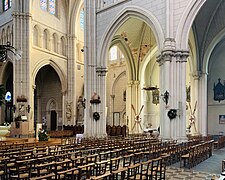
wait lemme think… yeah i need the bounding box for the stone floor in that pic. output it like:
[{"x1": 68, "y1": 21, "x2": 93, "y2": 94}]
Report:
[
  {"x1": 166, "y1": 147, "x2": 225, "y2": 179},
  {"x1": 166, "y1": 166, "x2": 220, "y2": 180}
]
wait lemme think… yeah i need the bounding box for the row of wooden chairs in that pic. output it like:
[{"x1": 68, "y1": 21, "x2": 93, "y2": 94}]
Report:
[
  {"x1": 213, "y1": 135, "x2": 225, "y2": 149},
  {"x1": 0, "y1": 146, "x2": 168, "y2": 179},
  {"x1": 180, "y1": 140, "x2": 214, "y2": 168}
]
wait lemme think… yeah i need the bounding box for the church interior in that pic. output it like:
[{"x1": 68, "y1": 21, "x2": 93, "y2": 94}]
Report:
[{"x1": 0, "y1": 0, "x2": 225, "y2": 179}]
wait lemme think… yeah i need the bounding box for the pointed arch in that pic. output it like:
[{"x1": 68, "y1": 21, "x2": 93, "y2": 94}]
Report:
[
  {"x1": 110, "y1": 35, "x2": 135, "y2": 81},
  {"x1": 32, "y1": 59, "x2": 67, "y2": 93},
  {"x1": 176, "y1": 0, "x2": 206, "y2": 50},
  {"x1": 98, "y1": 5, "x2": 164, "y2": 68}
]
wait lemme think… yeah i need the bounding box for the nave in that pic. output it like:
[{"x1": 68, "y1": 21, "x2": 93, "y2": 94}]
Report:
[{"x1": 0, "y1": 134, "x2": 220, "y2": 179}]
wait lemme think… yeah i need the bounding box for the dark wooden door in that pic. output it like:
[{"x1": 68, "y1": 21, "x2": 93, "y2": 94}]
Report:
[{"x1": 51, "y1": 110, "x2": 57, "y2": 131}]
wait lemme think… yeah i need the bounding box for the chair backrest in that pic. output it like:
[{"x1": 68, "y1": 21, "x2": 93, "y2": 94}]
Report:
[
  {"x1": 127, "y1": 163, "x2": 140, "y2": 179},
  {"x1": 110, "y1": 157, "x2": 122, "y2": 172}
]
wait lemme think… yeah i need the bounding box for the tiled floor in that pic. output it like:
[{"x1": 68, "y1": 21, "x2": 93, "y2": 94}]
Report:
[{"x1": 167, "y1": 148, "x2": 225, "y2": 179}]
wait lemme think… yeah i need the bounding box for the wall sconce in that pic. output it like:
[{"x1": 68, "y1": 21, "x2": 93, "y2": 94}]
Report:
[
  {"x1": 162, "y1": 91, "x2": 169, "y2": 105},
  {"x1": 0, "y1": 42, "x2": 22, "y2": 62},
  {"x1": 27, "y1": 105, "x2": 30, "y2": 113}
]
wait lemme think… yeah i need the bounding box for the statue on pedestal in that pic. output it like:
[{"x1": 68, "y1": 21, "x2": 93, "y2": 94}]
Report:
[{"x1": 76, "y1": 96, "x2": 85, "y2": 125}]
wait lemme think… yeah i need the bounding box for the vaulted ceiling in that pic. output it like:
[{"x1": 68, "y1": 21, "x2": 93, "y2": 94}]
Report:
[
  {"x1": 193, "y1": 0, "x2": 225, "y2": 66},
  {"x1": 114, "y1": 17, "x2": 156, "y2": 62}
]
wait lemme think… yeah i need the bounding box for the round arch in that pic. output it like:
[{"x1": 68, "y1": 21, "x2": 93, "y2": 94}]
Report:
[
  {"x1": 97, "y1": 5, "x2": 164, "y2": 67},
  {"x1": 32, "y1": 59, "x2": 67, "y2": 93},
  {"x1": 176, "y1": 0, "x2": 206, "y2": 50}
]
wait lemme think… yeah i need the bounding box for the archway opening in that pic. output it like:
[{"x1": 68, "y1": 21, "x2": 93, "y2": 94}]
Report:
[
  {"x1": 106, "y1": 17, "x2": 159, "y2": 134},
  {"x1": 34, "y1": 65, "x2": 62, "y2": 132}
]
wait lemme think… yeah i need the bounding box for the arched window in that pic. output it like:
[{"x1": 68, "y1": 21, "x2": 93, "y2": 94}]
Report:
[
  {"x1": 43, "y1": 30, "x2": 48, "y2": 49},
  {"x1": 3, "y1": 0, "x2": 12, "y2": 11},
  {"x1": 33, "y1": 26, "x2": 39, "y2": 46},
  {"x1": 49, "y1": 0, "x2": 56, "y2": 14},
  {"x1": 109, "y1": 46, "x2": 118, "y2": 61},
  {"x1": 80, "y1": 9, "x2": 84, "y2": 30},
  {"x1": 40, "y1": 0, "x2": 47, "y2": 11},
  {"x1": 40, "y1": 0, "x2": 57, "y2": 15}
]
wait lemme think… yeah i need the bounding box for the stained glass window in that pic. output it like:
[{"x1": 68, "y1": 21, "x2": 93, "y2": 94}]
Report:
[
  {"x1": 49, "y1": 0, "x2": 55, "y2": 14},
  {"x1": 40, "y1": 0, "x2": 47, "y2": 11},
  {"x1": 80, "y1": 10, "x2": 84, "y2": 30},
  {"x1": 3, "y1": 0, "x2": 9, "y2": 11}
]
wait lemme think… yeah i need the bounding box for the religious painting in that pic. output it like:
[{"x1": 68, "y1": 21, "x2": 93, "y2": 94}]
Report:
[
  {"x1": 213, "y1": 78, "x2": 225, "y2": 102},
  {"x1": 219, "y1": 115, "x2": 225, "y2": 124}
]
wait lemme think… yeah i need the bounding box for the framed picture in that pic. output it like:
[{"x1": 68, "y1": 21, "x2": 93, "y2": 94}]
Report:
[
  {"x1": 113, "y1": 112, "x2": 120, "y2": 126},
  {"x1": 219, "y1": 115, "x2": 225, "y2": 124}
]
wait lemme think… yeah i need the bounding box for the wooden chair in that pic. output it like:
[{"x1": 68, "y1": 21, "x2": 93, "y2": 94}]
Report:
[
  {"x1": 78, "y1": 163, "x2": 95, "y2": 179},
  {"x1": 10, "y1": 160, "x2": 31, "y2": 180},
  {"x1": 30, "y1": 173, "x2": 55, "y2": 180},
  {"x1": 90, "y1": 160, "x2": 111, "y2": 180},
  {"x1": 111, "y1": 155, "x2": 133, "y2": 179},
  {"x1": 110, "y1": 157, "x2": 122, "y2": 173},
  {"x1": 31, "y1": 162, "x2": 55, "y2": 178},
  {"x1": 180, "y1": 148, "x2": 194, "y2": 168},
  {"x1": 55, "y1": 167, "x2": 79, "y2": 180},
  {"x1": 147, "y1": 157, "x2": 161, "y2": 180},
  {"x1": 127, "y1": 163, "x2": 140, "y2": 179},
  {"x1": 157, "y1": 156, "x2": 167, "y2": 180}
]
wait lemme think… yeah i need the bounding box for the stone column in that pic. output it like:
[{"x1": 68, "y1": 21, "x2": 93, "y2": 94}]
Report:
[
  {"x1": 96, "y1": 66, "x2": 107, "y2": 136},
  {"x1": 126, "y1": 81, "x2": 133, "y2": 134},
  {"x1": 157, "y1": 50, "x2": 173, "y2": 140},
  {"x1": 177, "y1": 51, "x2": 189, "y2": 141},
  {"x1": 66, "y1": 35, "x2": 75, "y2": 125},
  {"x1": 190, "y1": 71, "x2": 201, "y2": 135},
  {"x1": 157, "y1": 46, "x2": 189, "y2": 141},
  {"x1": 12, "y1": 0, "x2": 32, "y2": 134},
  {"x1": 199, "y1": 72, "x2": 208, "y2": 136},
  {"x1": 84, "y1": 0, "x2": 97, "y2": 137}
]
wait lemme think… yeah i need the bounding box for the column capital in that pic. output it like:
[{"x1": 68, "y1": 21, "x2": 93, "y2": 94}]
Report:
[
  {"x1": 175, "y1": 50, "x2": 189, "y2": 62},
  {"x1": 157, "y1": 49, "x2": 175, "y2": 65},
  {"x1": 133, "y1": 80, "x2": 140, "y2": 86},
  {"x1": 192, "y1": 71, "x2": 202, "y2": 80},
  {"x1": 96, "y1": 66, "x2": 108, "y2": 76}
]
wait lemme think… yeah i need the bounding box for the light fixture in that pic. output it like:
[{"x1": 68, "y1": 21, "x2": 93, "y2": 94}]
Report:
[{"x1": 0, "y1": 42, "x2": 22, "y2": 62}]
